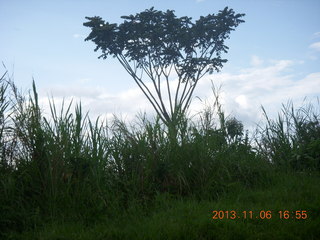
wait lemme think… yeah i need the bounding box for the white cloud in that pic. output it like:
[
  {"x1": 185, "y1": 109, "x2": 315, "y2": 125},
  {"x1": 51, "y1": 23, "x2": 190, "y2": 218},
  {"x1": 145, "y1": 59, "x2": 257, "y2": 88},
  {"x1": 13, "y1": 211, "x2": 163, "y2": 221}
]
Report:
[
  {"x1": 73, "y1": 33, "x2": 84, "y2": 39},
  {"x1": 309, "y1": 42, "x2": 320, "y2": 51},
  {"x1": 235, "y1": 95, "x2": 249, "y2": 109},
  {"x1": 190, "y1": 59, "x2": 319, "y2": 128},
  {"x1": 37, "y1": 58, "x2": 320, "y2": 132},
  {"x1": 250, "y1": 55, "x2": 264, "y2": 66},
  {"x1": 312, "y1": 32, "x2": 320, "y2": 39}
]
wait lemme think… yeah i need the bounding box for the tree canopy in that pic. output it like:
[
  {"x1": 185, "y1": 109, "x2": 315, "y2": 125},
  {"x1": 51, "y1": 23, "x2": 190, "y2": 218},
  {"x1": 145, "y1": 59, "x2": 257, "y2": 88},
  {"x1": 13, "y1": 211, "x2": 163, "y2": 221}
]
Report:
[{"x1": 84, "y1": 7, "x2": 245, "y2": 130}]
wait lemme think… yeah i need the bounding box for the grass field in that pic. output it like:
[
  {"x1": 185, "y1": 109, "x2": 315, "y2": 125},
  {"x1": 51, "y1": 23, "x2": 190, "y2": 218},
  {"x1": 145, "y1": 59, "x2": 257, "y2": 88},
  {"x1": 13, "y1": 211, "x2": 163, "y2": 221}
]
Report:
[{"x1": 1, "y1": 70, "x2": 319, "y2": 239}]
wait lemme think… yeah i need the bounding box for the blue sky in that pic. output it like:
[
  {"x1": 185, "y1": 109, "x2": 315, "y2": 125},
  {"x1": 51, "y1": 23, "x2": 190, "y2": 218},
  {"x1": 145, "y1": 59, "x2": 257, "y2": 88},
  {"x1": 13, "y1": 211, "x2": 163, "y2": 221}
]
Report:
[{"x1": 1, "y1": 0, "x2": 320, "y2": 128}]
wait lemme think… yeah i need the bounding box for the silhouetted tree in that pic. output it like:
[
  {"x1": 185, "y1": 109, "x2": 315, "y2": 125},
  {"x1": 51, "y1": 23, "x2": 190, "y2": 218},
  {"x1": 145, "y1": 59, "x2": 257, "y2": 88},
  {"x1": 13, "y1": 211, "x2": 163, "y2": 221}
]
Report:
[{"x1": 84, "y1": 7, "x2": 245, "y2": 138}]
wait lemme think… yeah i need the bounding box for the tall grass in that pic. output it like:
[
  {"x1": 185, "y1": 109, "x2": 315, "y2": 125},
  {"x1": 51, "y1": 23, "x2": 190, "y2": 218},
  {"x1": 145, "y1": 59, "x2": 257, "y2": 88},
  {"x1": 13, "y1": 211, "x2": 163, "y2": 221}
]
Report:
[
  {"x1": 0, "y1": 70, "x2": 319, "y2": 238},
  {"x1": 255, "y1": 100, "x2": 320, "y2": 171}
]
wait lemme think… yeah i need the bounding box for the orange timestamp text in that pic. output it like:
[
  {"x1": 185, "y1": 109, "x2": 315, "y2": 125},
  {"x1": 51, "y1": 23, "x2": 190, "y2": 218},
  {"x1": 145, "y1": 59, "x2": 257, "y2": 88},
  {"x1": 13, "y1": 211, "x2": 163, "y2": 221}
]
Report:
[{"x1": 212, "y1": 210, "x2": 308, "y2": 220}]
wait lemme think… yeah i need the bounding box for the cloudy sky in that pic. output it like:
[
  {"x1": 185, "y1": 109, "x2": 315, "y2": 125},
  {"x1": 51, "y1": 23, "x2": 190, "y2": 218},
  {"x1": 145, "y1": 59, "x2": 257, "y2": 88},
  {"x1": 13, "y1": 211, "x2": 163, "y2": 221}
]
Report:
[{"x1": 1, "y1": 0, "x2": 319, "y2": 129}]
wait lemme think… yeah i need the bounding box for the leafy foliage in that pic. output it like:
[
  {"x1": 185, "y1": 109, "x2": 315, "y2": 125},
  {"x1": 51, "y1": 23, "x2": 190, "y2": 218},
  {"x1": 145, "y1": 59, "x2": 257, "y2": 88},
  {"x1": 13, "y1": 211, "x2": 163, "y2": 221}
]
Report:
[{"x1": 84, "y1": 7, "x2": 245, "y2": 130}]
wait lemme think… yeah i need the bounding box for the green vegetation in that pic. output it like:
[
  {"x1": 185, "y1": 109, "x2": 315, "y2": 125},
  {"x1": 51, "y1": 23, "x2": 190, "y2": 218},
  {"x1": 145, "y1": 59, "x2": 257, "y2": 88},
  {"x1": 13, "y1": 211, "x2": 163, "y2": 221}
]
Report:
[
  {"x1": 84, "y1": 7, "x2": 245, "y2": 137},
  {"x1": 0, "y1": 70, "x2": 319, "y2": 239}
]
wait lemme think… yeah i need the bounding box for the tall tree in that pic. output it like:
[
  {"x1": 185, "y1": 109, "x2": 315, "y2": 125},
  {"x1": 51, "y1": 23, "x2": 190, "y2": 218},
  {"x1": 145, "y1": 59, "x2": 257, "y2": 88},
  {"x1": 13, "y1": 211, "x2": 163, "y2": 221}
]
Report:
[{"x1": 84, "y1": 7, "x2": 245, "y2": 134}]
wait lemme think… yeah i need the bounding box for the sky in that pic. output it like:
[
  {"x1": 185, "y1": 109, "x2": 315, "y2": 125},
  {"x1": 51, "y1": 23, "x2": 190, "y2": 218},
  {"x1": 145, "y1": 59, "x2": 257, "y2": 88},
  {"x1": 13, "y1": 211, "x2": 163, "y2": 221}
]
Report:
[{"x1": 1, "y1": 0, "x2": 320, "y2": 130}]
